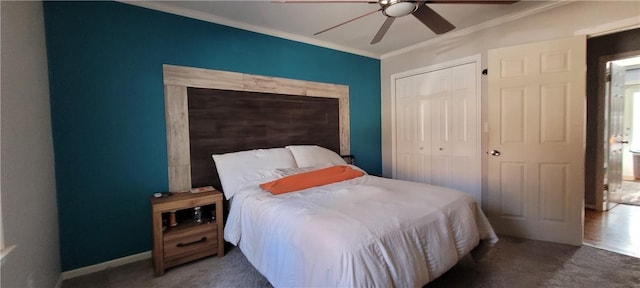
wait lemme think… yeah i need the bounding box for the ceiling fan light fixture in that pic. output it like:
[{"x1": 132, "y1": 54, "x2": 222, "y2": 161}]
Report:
[
  {"x1": 295, "y1": 0, "x2": 516, "y2": 45},
  {"x1": 382, "y1": 1, "x2": 418, "y2": 17}
]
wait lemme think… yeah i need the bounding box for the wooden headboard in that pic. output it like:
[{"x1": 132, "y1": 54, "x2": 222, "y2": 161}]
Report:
[
  {"x1": 188, "y1": 87, "x2": 340, "y2": 190},
  {"x1": 163, "y1": 65, "x2": 350, "y2": 192}
]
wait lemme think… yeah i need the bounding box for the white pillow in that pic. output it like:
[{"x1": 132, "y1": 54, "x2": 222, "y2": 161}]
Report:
[
  {"x1": 285, "y1": 145, "x2": 347, "y2": 168},
  {"x1": 212, "y1": 148, "x2": 297, "y2": 199},
  {"x1": 275, "y1": 163, "x2": 333, "y2": 177}
]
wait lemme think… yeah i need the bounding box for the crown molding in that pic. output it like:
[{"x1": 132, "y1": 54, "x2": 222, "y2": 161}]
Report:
[
  {"x1": 380, "y1": 0, "x2": 572, "y2": 59},
  {"x1": 574, "y1": 16, "x2": 640, "y2": 37},
  {"x1": 120, "y1": 1, "x2": 575, "y2": 61},
  {"x1": 119, "y1": 1, "x2": 380, "y2": 59}
]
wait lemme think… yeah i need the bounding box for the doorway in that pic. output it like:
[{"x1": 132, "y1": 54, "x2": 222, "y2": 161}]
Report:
[
  {"x1": 584, "y1": 27, "x2": 640, "y2": 257},
  {"x1": 620, "y1": 62, "x2": 640, "y2": 207},
  {"x1": 614, "y1": 59, "x2": 640, "y2": 207},
  {"x1": 603, "y1": 57, "x2": 640, "y2": 209},
  {"x1": 585, "y1": 56, "x2": 640, "y2": 258}
]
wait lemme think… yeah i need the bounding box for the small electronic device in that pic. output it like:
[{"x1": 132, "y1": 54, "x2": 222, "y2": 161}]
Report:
[{"x1": 153, "y1": 192, "x2": 173, "y2": 198}]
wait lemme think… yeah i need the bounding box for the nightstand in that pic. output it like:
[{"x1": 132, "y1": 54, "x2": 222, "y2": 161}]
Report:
[{"x1": 150, "y1": 190, "x2": 224, "y2": 275}]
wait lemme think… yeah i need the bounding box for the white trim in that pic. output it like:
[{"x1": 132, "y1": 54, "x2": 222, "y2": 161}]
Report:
[
  {"x1": 119, "y1": 1, "x2": 379, "y2": 59},
  {"x1": 54, "y1": 275, "x2": 63, "y2": 288},
  {"x1": 390, "y1": 54, "x2": 481, "y2": 80},
  {"x1": 390, "y1": 54, "x2": 482, "y2": 202},
  {"x1": 61, "y1": 251, "x2": 151, "y2": 280},
  {"x1": 582, "y1": 242, "x2": 640, "y2": 258},
  {"x1": 575, "y1": 16, "x2": 640, "y2": 38},
  {"x1": 585, "y1": 203, "x2": 596, "y2": 210},
  {"x1": 381, "y1": 1, "x2": 571, "y2": 59},
  {"x1": 119, "y1": 0, "x2": 572, "y2": 60},
  {"x1": 0, "y1": 244, "x2": 15, "y2": 265}
]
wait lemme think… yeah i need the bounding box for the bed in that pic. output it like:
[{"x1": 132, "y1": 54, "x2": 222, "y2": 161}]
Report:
[
  {"x1": 163, "y1": 67, "x2": 496, "y2": 287},
  {"x1": 213, "y1": 145, "x2": 498, "y2": 287}
]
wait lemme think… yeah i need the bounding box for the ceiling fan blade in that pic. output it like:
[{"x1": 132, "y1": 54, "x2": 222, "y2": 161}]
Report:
[
  {"x1": 273, "y1": 1, "x2": 377, "y2": 3},
  {"x1": 412, "y1": 4, "x2": 455, "y2": 34},
  {"x1": 371, "y1": 17, "x2": 395, "y2": 44},
  {"x1": 314, "y1": 8, "x2": 381, "y2": 36},
  {"x1": 425, "y1": 0, "x2": 518, "y2": 4}
]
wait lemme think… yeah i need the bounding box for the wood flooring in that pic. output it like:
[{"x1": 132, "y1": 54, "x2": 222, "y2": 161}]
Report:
[{"x1": 584, "y1": 204, "x2": 640, "y2": 258}]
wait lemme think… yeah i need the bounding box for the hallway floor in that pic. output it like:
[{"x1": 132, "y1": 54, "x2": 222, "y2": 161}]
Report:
[
  {"x1": 584, "y1": 204, "x2": 640, "y2": 258},
  {"x1": 620, "y1": 180, "x2": 640, "y2": 205}
]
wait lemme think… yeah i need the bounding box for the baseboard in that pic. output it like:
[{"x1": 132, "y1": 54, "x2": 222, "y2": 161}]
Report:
[
  {"x1": 61, "y1": 251, "x2": 151, "y2": 280},
  {"x1": 55, "y1": 274, "x2": 63, "y2": 288},
  {"x1": 585, "y1": 204, "x2": 596, "y2": 210}
]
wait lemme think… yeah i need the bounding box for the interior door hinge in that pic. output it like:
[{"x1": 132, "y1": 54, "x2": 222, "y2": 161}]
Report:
[{"x1": 606, "y1": 73, "x2": 611, "y2": 82}]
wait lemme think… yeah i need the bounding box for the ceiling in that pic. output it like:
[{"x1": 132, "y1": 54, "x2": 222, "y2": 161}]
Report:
[{"x1": 127, "y1": 0, "x2": 556, "y2": 58}]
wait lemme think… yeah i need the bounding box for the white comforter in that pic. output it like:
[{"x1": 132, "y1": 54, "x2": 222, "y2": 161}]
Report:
[{"x1": 225, "y1": 174, "x2": 497, "y2": 287}]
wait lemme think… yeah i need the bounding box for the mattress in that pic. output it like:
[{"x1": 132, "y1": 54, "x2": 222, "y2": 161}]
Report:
[{"x1": 225, "y1": 174, "x2": 497, "y2": 287}]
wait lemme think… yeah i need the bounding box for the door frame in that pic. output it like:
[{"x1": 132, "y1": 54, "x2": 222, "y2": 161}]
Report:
[
  {"x1": 595, "y1": 50, "x2": 640, "y2": 211},
  {"x1": 390, "y1": 54, "x2": 482, "y2": 201}
]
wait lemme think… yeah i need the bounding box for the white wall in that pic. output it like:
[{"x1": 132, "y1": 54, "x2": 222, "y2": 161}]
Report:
[
  {"x1": 381, "y1": 1, "x2": 640, "y2": 206},
  {"x1": 1, "y1": 1, "x2": 61, "y2": 287}
]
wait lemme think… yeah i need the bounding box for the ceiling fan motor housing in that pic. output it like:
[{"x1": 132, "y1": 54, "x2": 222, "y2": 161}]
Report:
[{"x1": 381, "y1": 0, "x2": 419, "y2": 17}]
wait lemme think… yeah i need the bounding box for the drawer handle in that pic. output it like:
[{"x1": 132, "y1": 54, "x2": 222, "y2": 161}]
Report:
[{"x1": 176, "y1": 237, "x2": 207, "y2": 247}]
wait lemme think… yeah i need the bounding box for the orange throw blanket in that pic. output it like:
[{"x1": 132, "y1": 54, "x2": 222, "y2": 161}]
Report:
[{"x1": 260, "y1": 165, "x2": 364, "y2": 195}]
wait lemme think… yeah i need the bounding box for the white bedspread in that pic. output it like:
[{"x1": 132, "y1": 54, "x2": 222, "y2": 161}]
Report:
[{"x1": 225, "y1": 174, "x2": 497, "y2": 287}]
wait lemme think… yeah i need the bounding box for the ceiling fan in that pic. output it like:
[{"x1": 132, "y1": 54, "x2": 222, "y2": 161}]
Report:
[{"x1": 276, "y1": 0, "x2": 518, "y2": 44}]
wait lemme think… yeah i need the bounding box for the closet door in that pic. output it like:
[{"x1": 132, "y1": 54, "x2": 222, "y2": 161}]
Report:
[
  {"x1": 395, "y1": 62, "x2": 480, "y2": 201},
  {"x1": 395, "y1": 76, "x2": 420, "y2": 181},
  {"x1": 395, "y1": 75, "x2": 432, "y2": 183},
  {"x1": 416, "y1": 68, "x2": 451, "y2": 187},
  {"x1": 449, "y1": 63, "x2": 479, "y2": 198}
]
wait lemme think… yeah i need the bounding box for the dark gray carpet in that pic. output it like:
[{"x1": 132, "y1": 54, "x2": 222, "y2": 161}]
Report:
[
  {"x1": 426, "y1": 237, "x2": 640, "y2": 288},
  {"x1": 62, "y1": 236, "x2": 640, "y2": 288}
]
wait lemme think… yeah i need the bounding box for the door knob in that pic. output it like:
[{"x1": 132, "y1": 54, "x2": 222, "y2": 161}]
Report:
[
  {"x1": 489, "y1": 150, "x2": 501, "y2": 156},
  {"x1": 621, "y1": 141, "x2": 629, "y2": 144}
]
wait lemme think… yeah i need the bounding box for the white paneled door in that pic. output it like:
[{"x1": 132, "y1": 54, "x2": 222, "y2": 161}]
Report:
[
  {"x1": 395, "y1": 61, "x2": 480, "y2": 202},
  {"x1": 487, "y1": 36, "x2": 586, "y2": 245}
]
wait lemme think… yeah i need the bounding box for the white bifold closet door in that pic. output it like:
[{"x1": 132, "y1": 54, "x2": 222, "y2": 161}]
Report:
[{"x1": 395, "y1": 62, "x2": 480, "y2": 202}]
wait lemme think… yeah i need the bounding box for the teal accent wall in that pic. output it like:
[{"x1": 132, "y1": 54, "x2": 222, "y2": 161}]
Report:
[{"x1": 43, "y1": 1, "x2": 380, "y2": 271}]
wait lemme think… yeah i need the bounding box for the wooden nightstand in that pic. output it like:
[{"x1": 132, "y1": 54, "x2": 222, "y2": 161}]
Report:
[{"x1": 150, "y1": 190, "x2": 224, "y2": 275}]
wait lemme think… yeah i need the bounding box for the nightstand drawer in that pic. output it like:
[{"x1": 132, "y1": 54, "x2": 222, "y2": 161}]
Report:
[{"x1": 164, "y1": 224, "x2": 218, "y2": 259}]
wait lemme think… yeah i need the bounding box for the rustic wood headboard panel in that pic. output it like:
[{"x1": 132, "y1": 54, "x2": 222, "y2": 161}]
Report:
[
  {"x1": 188, "y1": 87, "x2": 340, "y2": 190},
  {"x1": 163, "y1": 65, "x2": 349, "y2": 192}
]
